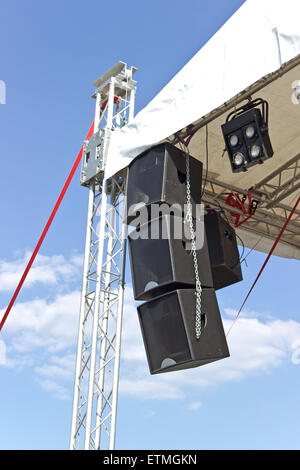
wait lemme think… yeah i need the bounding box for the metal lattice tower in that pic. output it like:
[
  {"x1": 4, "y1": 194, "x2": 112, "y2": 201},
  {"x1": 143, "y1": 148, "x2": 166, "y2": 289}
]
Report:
[{"x1": 70, "y1": 62, "x2": 137, "y2": 450}]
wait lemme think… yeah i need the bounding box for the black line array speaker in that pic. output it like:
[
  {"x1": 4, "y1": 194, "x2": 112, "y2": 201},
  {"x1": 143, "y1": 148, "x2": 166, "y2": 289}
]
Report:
[
  {"x1": 126, "y1": 142, "x2": 203, "y2": 225},
  {"x1": 128, "y1": 214, "x2": 213, "y2": 301},
  {"x1": 137, "y1": 288, "x2": 230, "y2": 374},
  {"x1": 205, "y1": 211, "x2": 243, "y2": 290},
  {"x1": 125, "y1": 143, "x2": 230, "y2": 374}
]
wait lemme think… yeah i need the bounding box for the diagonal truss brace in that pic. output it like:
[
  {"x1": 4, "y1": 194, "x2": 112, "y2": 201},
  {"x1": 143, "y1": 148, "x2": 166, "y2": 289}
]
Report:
[{"x1": 253, "y1": 153, "x2": 300, "y2": 208}]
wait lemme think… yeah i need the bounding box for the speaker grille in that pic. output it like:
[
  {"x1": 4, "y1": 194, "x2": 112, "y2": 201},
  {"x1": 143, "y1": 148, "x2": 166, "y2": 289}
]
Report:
[
  {"x1": 138, "y1": 291, "x2": 192, "y2": 373},
  {"x1": 138, "y1": 288, "x2": 230, "y2": 374},
  {"x1": 126, "y1": 142, "x2": 203, "y2": 225},
  {"x1": 128, "y1": 215, "x2": 214, "y2": 300},
  {"x1": 126, "y1": 146, "x2": 165, "y2": 223}
]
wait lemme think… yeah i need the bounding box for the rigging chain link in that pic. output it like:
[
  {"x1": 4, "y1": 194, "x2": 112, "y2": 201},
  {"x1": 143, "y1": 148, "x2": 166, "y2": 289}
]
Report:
[{"x1": 185, "y1": 150, "x2": 203, "y2": 340}]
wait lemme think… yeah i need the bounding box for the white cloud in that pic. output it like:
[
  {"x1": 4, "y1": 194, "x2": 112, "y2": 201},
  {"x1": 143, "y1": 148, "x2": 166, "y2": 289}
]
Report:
[
  {"x1": 0, "y1": 340, "x2": 6, "y2": 365},
  {"x1": 35, "y1": 354, "x2": 76, "y2": 382},
  {"x1": 144, "y1": 410, "x2": 156, "y2": 418},
  {"x1": 291, "y1": 339, "x2": 300, "y2": 365},
  {"x1": 224, "y1": 307, "x2": 274, "y2": 320},
  {"x1": 186, "y1": 401, "x2": 203, "y2": 411},
  {"x1": 118, "y1": 288, "x2": 300, "y2": 400},
  {"x1": 37, "y1": 379, "x2": 71, "y2": 401},
  {"x1": 0, "y1": 251, "x2": 82, "y2": 292},
  {"x1": 2, "y1": 255, "x2": 300, "y2": 403},
  {"x1": 120, "y1": 377, "x2": 185, "y2": 400},
  {"x1": 1, "y1": 290, "x2": 81, "y2": 353},
  {"x1": 1, "y1": 289, "x2": 80, "y2": 400}
]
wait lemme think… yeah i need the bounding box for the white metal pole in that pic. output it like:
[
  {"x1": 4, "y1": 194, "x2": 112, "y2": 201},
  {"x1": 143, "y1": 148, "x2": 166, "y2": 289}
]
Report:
[
  {"x1": 94, "y1": 200, "x2": 115, "y2": 449},
  {"x1": 109, "y1": 81, "x2": 135, "y2": 450},
  {"x1": 128, "y1": 88, "x2": 136, "y2": 123},
  {"x1": 94, "y1": 91, "x2": 101, "y2": 133},
  {"x1": 84, "y1": 187, "x2": 108, "y2": 449},
  {"x1": 84, "y1": 77, "x2": 115, "y2": 450},
  {"x1": 106, "y1": 78, "x2": 115, "y2": 127},
  {"x1": 70, "y1": 184, "x2": 95, "y2": 449},
  {"x1": 109, "y1": 204, "x2": 128, "y2": 450}
]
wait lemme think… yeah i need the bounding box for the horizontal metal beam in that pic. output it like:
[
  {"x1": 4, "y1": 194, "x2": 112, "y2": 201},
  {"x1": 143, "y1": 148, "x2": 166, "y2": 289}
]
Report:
[
  {"x1": 266, "y1": 180, "x2": 300, "y2": 208},
  {"x1": 254, "y1": 152, "x2": 300, "y2": 190},
  {"x1": 203, "y1": 191, "x2": 300, "y2": 235},
  {"x1": 202, "y1": 172, "x2": 300, "y2": 253}
]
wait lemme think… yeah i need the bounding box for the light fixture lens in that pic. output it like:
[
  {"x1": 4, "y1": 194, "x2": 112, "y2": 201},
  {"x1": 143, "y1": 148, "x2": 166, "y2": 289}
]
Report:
[
  {"x1": 250, "y1": 145, "x2": 261, "y2": 158},
  {"x1": 245, "y1": 125, "x2": 255, "y2": 139},
  {"x1": 233, "y1": 152, "x2": 245, "y2": 166},
  {"x1": 229, "y1": 134, "x2": 239, "y2": 147}
]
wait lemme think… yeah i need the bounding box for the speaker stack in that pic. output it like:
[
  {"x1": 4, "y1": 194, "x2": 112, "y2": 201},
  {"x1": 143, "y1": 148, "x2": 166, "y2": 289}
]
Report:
[{"x1": 126, "y1": 142, "x2": 239, "y2": 375}]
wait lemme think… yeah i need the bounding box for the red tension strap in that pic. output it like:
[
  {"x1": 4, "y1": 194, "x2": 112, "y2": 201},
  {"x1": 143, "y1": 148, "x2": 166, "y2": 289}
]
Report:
[
  {"x1": 0, "y1": 121, "x2": 95, "y2": 331},
  {"x1": 226, "y1": 194, "x2": 300, "y2": 337}
]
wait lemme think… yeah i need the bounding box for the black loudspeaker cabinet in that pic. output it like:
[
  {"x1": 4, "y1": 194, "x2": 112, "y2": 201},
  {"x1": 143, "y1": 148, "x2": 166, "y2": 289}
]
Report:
[
  {"x1": 126, "y1": 142, "x2": 203, "y2": 225},
  {"x1": 204, "y1": 211, "x2": 243, "y2": 290},
  {"x1": 137, "y1": 288, "x2": 230, "y2": 374},
  {"x1": 128, "y1": 215, "x2": 214, "y2": 301}
]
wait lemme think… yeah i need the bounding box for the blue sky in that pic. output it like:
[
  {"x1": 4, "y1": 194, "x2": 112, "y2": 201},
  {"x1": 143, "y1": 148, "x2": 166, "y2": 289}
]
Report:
[{"x1": 1, "y1": 0, "x2": 300, "y2": 450}]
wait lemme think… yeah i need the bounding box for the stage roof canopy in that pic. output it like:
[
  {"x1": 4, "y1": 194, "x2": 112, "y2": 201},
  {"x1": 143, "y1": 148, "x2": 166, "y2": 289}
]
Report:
[{"x1": 106, "y1": 0, "x2": 300, "y2": 260}]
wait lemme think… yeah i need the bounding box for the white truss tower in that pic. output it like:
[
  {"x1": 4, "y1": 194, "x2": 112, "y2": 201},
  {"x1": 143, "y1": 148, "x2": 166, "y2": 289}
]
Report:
[{"x1": 70, "y1": 62, "x2": 137, "y2": 450}]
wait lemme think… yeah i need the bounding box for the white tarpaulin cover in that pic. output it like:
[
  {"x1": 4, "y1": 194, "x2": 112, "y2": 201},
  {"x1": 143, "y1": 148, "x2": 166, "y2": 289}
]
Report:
[
  {"x1": 106, "y1": 0, "x2": 300, "y2": 177},
  {"x1": 105, "y1": 0, "x2": 300, "y2": 260}
]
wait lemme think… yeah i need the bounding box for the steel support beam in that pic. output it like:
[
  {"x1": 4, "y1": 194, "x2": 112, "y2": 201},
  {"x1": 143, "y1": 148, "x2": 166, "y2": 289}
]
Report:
[{"x1": 201, "y1": 173, "x2": 300, "y2": 251}]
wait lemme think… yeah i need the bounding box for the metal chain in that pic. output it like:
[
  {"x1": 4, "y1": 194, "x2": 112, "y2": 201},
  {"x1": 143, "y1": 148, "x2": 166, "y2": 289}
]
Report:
[{"x1": 185, "y1": 151, "x2": 202, "y2": 340}]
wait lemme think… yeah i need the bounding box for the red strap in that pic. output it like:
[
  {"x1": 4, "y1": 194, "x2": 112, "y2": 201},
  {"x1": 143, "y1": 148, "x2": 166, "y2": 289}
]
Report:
[
  {"x1": 226, "y1": 195, "x2": 300, "y2": 337},
  {"x1": 0, "y1": 121, "x2": 94, "y2": 331}
]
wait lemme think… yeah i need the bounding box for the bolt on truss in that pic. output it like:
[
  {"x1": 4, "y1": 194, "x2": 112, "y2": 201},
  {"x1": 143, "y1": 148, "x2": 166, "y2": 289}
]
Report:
[{"x1": 70, "y1": 62, "x2": 136, "y2": 450}]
